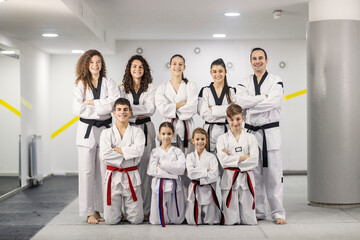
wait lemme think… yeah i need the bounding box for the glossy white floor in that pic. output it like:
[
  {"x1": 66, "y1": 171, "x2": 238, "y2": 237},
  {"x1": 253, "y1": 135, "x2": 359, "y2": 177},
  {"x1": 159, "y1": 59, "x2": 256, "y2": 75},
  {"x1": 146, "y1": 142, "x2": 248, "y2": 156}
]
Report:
[{"x1": 32, "y1": 176, "x2": 360, "y2": 240}]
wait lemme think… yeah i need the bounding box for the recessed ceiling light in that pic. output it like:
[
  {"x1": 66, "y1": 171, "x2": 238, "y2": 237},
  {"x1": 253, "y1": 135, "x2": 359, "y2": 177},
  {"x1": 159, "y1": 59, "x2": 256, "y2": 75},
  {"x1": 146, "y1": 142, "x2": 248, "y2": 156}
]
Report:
[
  {"x1": 42, "y1": 33, "x2": 59, "y2": 38},
  {"x1": 71, "y1": 50, "x2": 84, "y2": 54},
  {"x1": 213, "y1": 34, "x2": 226, "y2": 38},
  {"x1": 224, "y1": 12, "x2": 240, "y2": 17},
  {"x1": 0, "y1": 50, "x2": 15, "y2": 54}
]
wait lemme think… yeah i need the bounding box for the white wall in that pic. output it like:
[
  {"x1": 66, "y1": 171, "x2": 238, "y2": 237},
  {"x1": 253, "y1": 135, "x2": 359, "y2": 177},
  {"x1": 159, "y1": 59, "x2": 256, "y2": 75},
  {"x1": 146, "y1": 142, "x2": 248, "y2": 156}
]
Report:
[
  {"x1": 0, "y1": 34, "x2": 51, "y2": 185},
  {"x1": 0, "y1": 55, "x2": 20, "y2": 174},
  {"x1": 49, "y1": 39, "x2": 307, "y2": 174}
]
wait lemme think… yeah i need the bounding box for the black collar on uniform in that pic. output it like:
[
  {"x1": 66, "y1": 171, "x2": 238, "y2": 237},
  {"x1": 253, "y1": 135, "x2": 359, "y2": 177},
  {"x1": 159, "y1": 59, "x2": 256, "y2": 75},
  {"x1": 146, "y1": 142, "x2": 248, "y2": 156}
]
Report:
[
  {"x1": 209, "y1": 82, "x2": 226, "y2": 105},
  {"x1": 91, "y1": 75, "x2": 102, "y2": 99},
  {"x1": 253, "y1": 71, "x2": 268, "y2": 96},
  {"x1": 131, "y1": 90, "x2": 141, "y2": 105}
]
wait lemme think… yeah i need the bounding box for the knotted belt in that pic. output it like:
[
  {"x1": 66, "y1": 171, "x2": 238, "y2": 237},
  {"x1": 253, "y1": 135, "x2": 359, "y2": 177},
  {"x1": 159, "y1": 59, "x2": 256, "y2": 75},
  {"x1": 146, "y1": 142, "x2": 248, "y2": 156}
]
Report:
[
  {"x1": 80, "y1": 117, "x2": 112, "y2": 139},
  {"x1": 244, "y1": 122, "x2": 279, "y2": 167},
  {"x1": 133, "y1": 117, "x2": 151, "y2": 146},
  {"x1": 191, "y1": 180, "x2": 224, "y2": 226},
  {"x1": 171, "y1": 118, "x2": 189, "y2": 148},
  {"x1": 106, "y1": 165, "x2": 138, "y2": 206},
  {"x1": 224, "y1": 168, "x2": 255, "y2": 210},
  {"x1": 158, "y1": 178, "x2": 180, "y2": 227},
  {"x1": 205, "y1": 121, "x2": 228, "y2": 140}
]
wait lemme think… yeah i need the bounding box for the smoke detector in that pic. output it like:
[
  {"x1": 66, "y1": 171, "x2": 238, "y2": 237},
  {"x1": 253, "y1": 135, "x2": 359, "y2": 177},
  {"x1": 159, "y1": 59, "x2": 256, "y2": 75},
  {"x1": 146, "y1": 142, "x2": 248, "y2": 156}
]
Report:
[{"x1": 273, "y1": 10, "x2": 282, "y2": 19}]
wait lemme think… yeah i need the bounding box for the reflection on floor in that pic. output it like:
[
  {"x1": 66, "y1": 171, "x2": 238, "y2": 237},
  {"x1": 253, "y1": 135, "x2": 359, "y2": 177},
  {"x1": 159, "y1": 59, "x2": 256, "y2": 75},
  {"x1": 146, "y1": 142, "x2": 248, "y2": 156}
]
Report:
[
  {"x1": 0, "y1": 176, "x2": 20, "y2": 196},
  {"x1": 1, "y1": 175, "x2": 360, "y2": 240}
]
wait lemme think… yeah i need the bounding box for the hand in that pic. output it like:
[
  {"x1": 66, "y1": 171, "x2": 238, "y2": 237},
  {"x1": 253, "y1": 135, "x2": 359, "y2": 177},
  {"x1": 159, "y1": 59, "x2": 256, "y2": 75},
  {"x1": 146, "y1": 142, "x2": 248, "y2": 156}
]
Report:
[
  {"x1": 157, "y1": 163, "x2": 161, "y2": 167},
  {"x1": 137, "y1": 115, "x2": 147, "y2": 119},
  {"x1": 83, "y1": 100, "x2": 94, "y2": 106},
  {"x1": 222, "y1": 149, "x2": 229, "y2": 155},
  {"x1": 209, "y1": 106, "x2": 212, "y2": 110},
  {"x1": 113, "y1": 147, "x2": 123, "y2": 154},
  {"x1": 207, "y1": 168, "x2": 211, "y2": 172},
  {"x1": 265, "y1": 95, "x2": 268, "y2": 98},
  {"x1": 239, "y1": 155, "x2": 250, "y2": 162},
  {"x1": 176, "y1": 101, "x2": 186, "y2": 109}
]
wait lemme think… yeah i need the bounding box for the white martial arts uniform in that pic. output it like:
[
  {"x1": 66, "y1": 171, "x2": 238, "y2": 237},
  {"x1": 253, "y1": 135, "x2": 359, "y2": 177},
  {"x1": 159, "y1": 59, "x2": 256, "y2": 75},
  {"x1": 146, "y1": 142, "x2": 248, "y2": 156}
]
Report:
[
  {"x1": 99, "y1": 124, "x2": 145, "y2": 224},
  {"x1": 155, "y1": 80, "x2": 198, "y2": 156},
  {"x1": 185, "y1": 150, "x2": 222, "y2": 225},
  {"x1": 198, "y1": 83, "x2": 236, "y2": 152},
  {"x1": 216, "y1": 130, "x2": 259, "y2": 225},
  {"x1": 119, "y1": 84, "x2": 156, "y2": 216},
  {"x1": 147, "y1": 146, "x2": 186, "y2": 226},
  {"x1": 73, "y1": 77, "x2": 120, "y2": 217},
  {"x1": 235, "y1": 71, "x2": 286, "y2": 221}
]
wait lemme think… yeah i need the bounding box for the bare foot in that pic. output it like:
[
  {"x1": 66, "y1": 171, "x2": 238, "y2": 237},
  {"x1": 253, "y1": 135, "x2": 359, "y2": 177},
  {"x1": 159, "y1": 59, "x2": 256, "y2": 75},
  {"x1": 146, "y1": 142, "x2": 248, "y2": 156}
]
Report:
[
  {"x1": 275, "y1": 218, "x2": 287, "y2": 225},
  {"x1": 87, "y1": 215, "x2": 99, "y2": 224},
  {"x1": 94, "y1": 211, "x2": 105, "y2": 222}
]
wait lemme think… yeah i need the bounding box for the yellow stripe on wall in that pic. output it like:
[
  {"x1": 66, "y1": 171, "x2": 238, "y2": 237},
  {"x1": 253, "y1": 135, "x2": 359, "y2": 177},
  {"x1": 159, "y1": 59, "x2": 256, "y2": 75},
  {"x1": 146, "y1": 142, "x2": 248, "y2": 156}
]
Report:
[
  {"x1": 21, "y1": 97, "x2": 33, "y2": 110},
  {"x1": 284, "y1": 89, "x2": 307, "y2": 101},
  {"x1": 0, "y1": 98, "x2": 21, "y2": 117},
  {"x1": 51, "y1": 116, "x2": 80, "y2": 139}
]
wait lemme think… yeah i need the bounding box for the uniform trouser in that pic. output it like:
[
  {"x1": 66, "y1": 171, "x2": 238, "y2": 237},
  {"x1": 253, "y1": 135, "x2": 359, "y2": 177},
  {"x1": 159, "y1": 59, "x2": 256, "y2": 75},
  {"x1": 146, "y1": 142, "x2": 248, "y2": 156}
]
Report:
[
  {"x1": 104, "y1": 184, "x2": 143, "y2": 225},
  {"x1": 221, "y1": 188, "x2": 257, "y2": 225},
  {"x1": 136, "y1": 122, "x2": 156, "y2": 217},
  {"x1": 149, "y1": 190, "x2": 186, "y2": 225},
  {"x1": 185, "y1": 200, "x2": 221, "y2": 225},
  {"x1": 253, "y1": 149, "x2": 285, "y2": 220},
  {"x1": 77, "y1": 145, "x2": 105, "y2": 217},
  {"x1": 172, "y1": 135, "x2": 194, "y2": 197}
]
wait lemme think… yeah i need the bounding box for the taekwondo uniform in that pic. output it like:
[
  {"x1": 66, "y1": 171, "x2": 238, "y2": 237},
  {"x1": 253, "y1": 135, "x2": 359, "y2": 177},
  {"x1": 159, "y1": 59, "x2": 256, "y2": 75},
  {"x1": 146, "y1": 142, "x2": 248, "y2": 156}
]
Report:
[
  {"x1": 147, "y1": 146, "x2": 186, "y2": 227},
  {"x1": 99, "y1": 124, "x2": 145, "y2": 224},
  {"x1": 216, "y1": 130, "x2": 259, "y2": 225},
  {"x1": 155, "y1": 80, "x2": 198, "y2": 156},
  {"x1": 185, "y1": 150, "x2": 223, "y2": 225},
  {"x1": 235, "y1": 71, "x2": 286, "y2": 221},
  {"x1": 73, "y1": 77, "x2": 120, "y2": 217},
  {"x1": 119, "y1": 84, "x2": 156, "y2": 217},
  {"x1": 198, "y1": 83, "x2": 236, "y2": 152}
]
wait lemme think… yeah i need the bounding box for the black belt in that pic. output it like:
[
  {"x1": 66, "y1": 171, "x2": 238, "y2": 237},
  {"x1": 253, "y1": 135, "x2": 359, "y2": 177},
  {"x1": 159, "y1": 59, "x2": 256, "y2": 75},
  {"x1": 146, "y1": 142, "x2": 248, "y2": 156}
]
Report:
[
  {"x1": 80, "y1": 117, "x2": 112, "y2": 139},
  {"x1": 191, "y1": 180, "x2": 224, "y2": 225},
  {"x1": 171, "y1": 118, "x2": 189, "y2": 148},
  {"x1": 244, "y1": 122, "x2": 279, "y2": 168},
  {"x1": 132, "y1": 117, "x2": 151, "y2": 146},
  {"x1": 204, "y1": 121, "x2": 228, "y2": 139}
]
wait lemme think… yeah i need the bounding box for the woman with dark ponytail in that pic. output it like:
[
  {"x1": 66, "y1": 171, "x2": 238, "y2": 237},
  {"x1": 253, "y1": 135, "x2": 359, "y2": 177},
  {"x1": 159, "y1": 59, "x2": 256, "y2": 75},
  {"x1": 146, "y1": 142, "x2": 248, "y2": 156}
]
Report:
[
  {"x1": 155, "y1": 54, "x2": 198, "y2": 156},
  {"x1": 198, "y1": 58, "x2": 236, "y2": 152}
]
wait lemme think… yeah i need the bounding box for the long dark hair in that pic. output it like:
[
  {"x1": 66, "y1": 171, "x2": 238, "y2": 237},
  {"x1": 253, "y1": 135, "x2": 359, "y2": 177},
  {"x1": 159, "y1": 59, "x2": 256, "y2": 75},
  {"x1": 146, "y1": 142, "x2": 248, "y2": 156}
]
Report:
[
  {"x1": 122, "y1": 55, "x2": 152, "y2": 94},
  {"x1": 170, "y1": 54, "x2": 188, "y2": 84},
  {"x1": 210, "y1": 58, "x2": 231, "y2": 104},
  {"x1": 75, "y1": 49, "x2": 107, "y2": 94}
]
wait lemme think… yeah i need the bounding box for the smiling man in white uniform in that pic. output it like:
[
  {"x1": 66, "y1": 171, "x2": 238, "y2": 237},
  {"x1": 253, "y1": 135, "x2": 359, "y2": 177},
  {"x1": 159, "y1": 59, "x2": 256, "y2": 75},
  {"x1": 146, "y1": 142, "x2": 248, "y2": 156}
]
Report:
[{"x1": 235, "y1": 48, "x2": 286, "y2": 225}]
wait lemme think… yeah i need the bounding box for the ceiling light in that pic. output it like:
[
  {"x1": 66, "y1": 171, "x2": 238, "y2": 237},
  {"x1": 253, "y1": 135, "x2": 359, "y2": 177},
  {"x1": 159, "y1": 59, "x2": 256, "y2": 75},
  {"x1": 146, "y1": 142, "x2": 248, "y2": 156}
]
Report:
[
  {"x1": 42, "y1": 33, "x2": 59, "y2": 38},
  {"x1": 213, "y1": 34, "x2": 226, "y2": 38},
  {"x1": 71, "y1": 50, "x2": 84, "y2": 54},
  {"x1": 273, "y1": 10, "x2": 282, "y2": 19},
  {"x1": 0, "y1": 0, "x2": 7, "y2": 3},
  {"x1": 224, "y1": 12, "x2": 240, "y2": 17},
  {"x1": 0, "y1": 50, "x2": 15, "y2": 54}
]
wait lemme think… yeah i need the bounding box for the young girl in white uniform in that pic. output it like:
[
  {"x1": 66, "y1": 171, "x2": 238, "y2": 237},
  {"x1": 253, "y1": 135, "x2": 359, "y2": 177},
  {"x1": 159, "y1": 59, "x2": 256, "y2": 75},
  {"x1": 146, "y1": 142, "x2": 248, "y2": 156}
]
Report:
[
  {"x1": 155, "y1": 54, "x2": 198, "y2": 156},
  {"x1": 147, "y1": 122, "x2": 186, "y2": 227},
  {"x1": 198, "y1": 58, "x2": 236, "y2": 152},
  {"x1": 73, "y1": 49, "x2": 120, "y2": 224},
  {"x1": 119, "y1": 55, "x2": 156, "y2": 220},
  {"x1": 216, "y1": 104, "x2": 259, "y2": 225},
  {"x1": 185, "y1": 128, "x2": 223, "y2": 225},
  {"x1": 100, "y1": 98, "x2": 145, "y2": 224}
]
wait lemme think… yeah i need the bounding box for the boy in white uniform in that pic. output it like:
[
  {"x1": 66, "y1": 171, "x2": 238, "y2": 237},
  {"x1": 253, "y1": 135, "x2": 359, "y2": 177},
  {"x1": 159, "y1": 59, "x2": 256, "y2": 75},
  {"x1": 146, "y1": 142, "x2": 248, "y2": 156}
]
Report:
[
  {"x1": 216, "y1": 104, "x2": 259, "y2": 225},
  {"x1": 236, "y1": 47, "x2": 286, "y2": 225},
  {"x1": 100, "y1": 98, "x2": 145, "y2": 224},
  {"x1": 185, "y1": 128, "x2": 223, "y2": 225}
]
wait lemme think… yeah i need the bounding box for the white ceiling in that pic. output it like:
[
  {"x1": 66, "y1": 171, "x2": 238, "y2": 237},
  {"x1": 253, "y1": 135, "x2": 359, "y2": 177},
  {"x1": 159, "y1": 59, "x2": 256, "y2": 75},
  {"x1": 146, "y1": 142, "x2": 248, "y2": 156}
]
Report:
[{"x1": 0, "y1": 0, "x2": 309, "y2": 54}]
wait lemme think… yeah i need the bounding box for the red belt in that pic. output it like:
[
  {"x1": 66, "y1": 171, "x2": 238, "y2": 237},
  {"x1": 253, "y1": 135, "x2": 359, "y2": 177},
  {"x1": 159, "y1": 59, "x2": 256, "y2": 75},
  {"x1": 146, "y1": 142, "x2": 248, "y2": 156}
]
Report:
[
  {"x1": 224, "y1": 168, "x2": 255, "y2": 209},
  {"x1": 106, "y1": 165, "x2": 138, "y2": 206}
]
